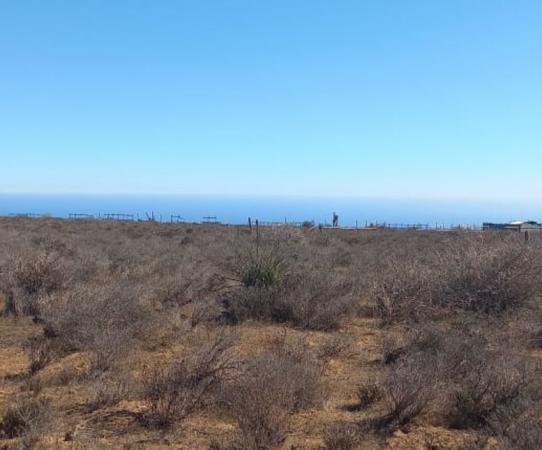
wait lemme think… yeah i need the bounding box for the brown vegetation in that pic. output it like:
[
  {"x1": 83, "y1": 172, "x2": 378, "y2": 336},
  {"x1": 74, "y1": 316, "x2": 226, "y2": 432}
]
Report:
[{"x1": 1, "y1": 216, "x2": 542, "y2": 449}]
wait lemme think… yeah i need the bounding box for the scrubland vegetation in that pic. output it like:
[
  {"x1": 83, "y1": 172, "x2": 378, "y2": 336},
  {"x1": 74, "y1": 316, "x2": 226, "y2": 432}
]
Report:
[{"x1": 1, "y1": 217, "x2": 542, "y2": 449}]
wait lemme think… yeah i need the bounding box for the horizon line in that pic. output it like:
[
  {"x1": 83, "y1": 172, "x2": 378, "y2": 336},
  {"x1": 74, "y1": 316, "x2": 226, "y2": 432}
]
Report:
[{"x1": 2, "y1": 191, "x2": 542, "y2": 205}]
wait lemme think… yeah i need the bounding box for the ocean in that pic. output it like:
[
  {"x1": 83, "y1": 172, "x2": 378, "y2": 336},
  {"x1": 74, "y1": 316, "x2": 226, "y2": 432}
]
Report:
[{"x1": 0, "y1": 194, "x2": 539, "y2": 227}]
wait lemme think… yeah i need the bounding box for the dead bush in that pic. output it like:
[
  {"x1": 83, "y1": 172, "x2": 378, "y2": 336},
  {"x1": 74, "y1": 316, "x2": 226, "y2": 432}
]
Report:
[
  {"x1": 1, "y1": 249, "x2": 64, "y2": 317},
  {"x1": 25, "y1": 336, "x2": 58, "y2": 375},
  {"x1": 403, "y1": 324, "x2": 490, "y2": 380},
  {"x1": 318, "y1": 333, "x2": 354, "y2": 360},
  {"x1": 87, "y1": 373, "x2": 130, "y2": 411},
  {"x1": 402, "y1": 325, "x2": 541, "y2": 434},
  {"x1": 222, "y1": 285, "x2": 282, "y2": 324},
  {"x1": 371, "y1": 235, "x2": 542, "y2": 323},
  {"x1": 448, "y1": 354, "x2": 538, "y2": 432},
  {"x1": 223, "y1": 269, "x2": 354, "y2": 331},
  {"x1": 152, "y1": 277, "x2": 192, "y2": 308},
  {"x1": 379, "y1": 354, "x2": 435, "y2": 429},
  {"x1": 443, "y1": 239, "x2": 542, "y2": 314},
  {"x1": 152, "y1": 264, "x2": 221, "y2": 310},
  {"x1": 371, "y1": 257, "x2": 440, "y2": 324},
  {"x1": 225, "y1": 229, "x2": 355, "y2": 330},
  {"x1": 142, "y1": 332, "x2": 237, "y2": 427},
  {"x1": 0, "y1": 395, "x2": 52, "y2": 446},
  {"x1": 323, "y1": 422, "x2": 362, "y2": 450},
  {"x1": 220, "y1": 351, "x2": 322, "y2": 449},
  {"x1": 374, "y1": 325, "x2": 475, "y2": 429},
  {"x1": 376, "y1": 323, "x2": 542, "y2": 434},
  {"x1": 496, "y1": 416, "x2": 542, "y2": 450},
  {"x1": 460, "y1": 436, "x2": 491, "y2": 450},
  {"x1": 356, "y1": 381, "x2": 382, "y2": 409},
  {"x1": 189, "y1": 299, "x2": 223, "y2": 327},
  {"x1": 285, "y1": 271, "x2": 355, "y2": 330},
  {"x1": 380, "y1": 334, "x2": 407, "y2": 365},
  {"x1": 268, "y1": 338, "x2": 324, "y2": 411},
  {"x1": 39, "y1": 282, "x2": 149, "y2": 372}
]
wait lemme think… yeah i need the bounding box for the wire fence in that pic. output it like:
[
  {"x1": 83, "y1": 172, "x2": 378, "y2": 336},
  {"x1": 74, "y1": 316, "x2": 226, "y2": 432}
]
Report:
[{"x1": 1, "y1": 212, "x2": 488, "y2": 232}]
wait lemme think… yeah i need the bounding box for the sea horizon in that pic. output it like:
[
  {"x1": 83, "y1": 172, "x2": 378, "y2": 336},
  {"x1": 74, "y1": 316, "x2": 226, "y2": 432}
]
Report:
[{"x1": 1, "y1": 193, "x2": 540, "y2": 227}]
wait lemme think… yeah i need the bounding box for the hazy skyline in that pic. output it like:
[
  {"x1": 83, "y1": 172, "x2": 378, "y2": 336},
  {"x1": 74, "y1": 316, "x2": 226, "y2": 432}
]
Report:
[{"x1": 2, "y1": 1, "x2": 542, "y2": 200}]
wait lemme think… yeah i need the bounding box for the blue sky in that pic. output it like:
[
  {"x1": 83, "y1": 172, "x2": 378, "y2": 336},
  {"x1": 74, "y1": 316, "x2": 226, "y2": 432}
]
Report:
[{"x1": 1, "y1": 0, "x2": 542, "y2": 200}]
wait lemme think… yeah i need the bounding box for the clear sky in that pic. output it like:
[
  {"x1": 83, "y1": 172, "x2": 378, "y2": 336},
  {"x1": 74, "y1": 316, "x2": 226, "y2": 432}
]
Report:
[{"x1": 1, "y1": 0, "x2": 541, "y2": 200}]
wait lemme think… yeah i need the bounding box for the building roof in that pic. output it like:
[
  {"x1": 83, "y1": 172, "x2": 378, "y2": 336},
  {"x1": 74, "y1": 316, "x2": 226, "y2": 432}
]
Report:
[{"x1": 508, "y1": 220, "x2": 539, "y2": 226}]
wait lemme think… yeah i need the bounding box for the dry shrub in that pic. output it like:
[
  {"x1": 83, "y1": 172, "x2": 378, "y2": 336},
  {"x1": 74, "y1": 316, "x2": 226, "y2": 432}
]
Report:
[
  {"x1": 379, "y1": 354, "x2": 435, "y2": 428},
  {"x1": 380, "y1": 334, "x2": 408, "y2": 365},
  {"x1": 268, "y1": 337, "x2": 324, "y2": 411},
  {"x1": 373, "y1": 323, "x2": 542, "y2": 434},
  {"x1": 373, "y1": 325, "x2": 471, "y2": 429},
  {"x1": 284, "y1": 271, "x2": 354, "y2": 330},
  {"x1": 403, "y1": 324, "x2": 490, "y2": 377},
  {"x1": 142, "y1": 332, "x2": 237, "y2": 427},
  {"x1": 0, "y1": 395, "x2": 52, "y2": 446},
  {"x1": 87, "y1": 373, "x2": 130, "y2": 411},
  {"x1": 496, "y1": 416, "x2": 542, "y2": 450},
  {"x1": 407, "y1": 326, "x2": 540, "y2": 434},
  {"x1": 318, "y1": 333, "x2": 354, "y2": 360},
  {"x1": 323, "y1": 422, "x2": 362, "y2": 450},
  {"x1": 25, "y1": 336, "x2": 58, "y2": 375},
  {"x1": 449, "y1": 354, "x2": 539, "y2": 432},
  {"x1": 152, "y1": 264, "x2": 221, "y2": 310},
  {"x1": 1, "y1": 249, "x2": 64, "y2": 317},
  {"x1": 371, "y1": 257, "x2": 439, "y2": 324},
  {"x1": 51, "y1": 366, "x2": 80, "y2": 387},
  {"x1": 221, "y1": 350, "x2": 322, "y2": 449},
  {"x1": 356, "y1": 381, "x2": 382, "y2": 409},
  {"x1": 444, "y1": 238, "x2": 542, "y2": 314},
  {"x1": 371, "y1": 235, "x2": 542, "y2": 323},
  {"x1": 39, "y1": 282, "x2": 149, "y2": 372},
  {"x1": 457, "y1": 436, "x2": 490, "y2": 450},
  {"x1": 223, "y1": 269, "x2": 354, "y2": 331},
  {"x1": 152, "y1": 277, "x2": 193, "y2": 309},
  {"x1": 226, "y1": 229, "x2": 356, "y2": 330},
  {"x1": 222, "y1": 285, "x2": 280, "y2": 324}
]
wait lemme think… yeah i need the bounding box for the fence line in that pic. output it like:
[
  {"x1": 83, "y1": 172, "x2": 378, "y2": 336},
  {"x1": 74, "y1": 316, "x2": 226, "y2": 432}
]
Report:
[
  {"x1": 1, "y1": 211, "x2": 488, "y2": 232},
  {"x1": 9, "y1": 213, "x2": 42, "y2": 218},
  {"x1": 361, "y1": 221, "x2": 482, "y2": 232},
  {"x1": 202, "y1": 216, "x2": 221, "y2": 224},
  {"x1": 69, "y1": 213, "x2": 94, "y2": 219},
  {"x1": 101, "y1": 213, "x2": 135, "y2": 221}
]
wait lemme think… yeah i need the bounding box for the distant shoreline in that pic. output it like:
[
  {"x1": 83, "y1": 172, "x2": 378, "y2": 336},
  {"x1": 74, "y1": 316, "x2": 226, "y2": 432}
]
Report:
[
  {"x1": 0, "y1": 213, "x2": 485, "y2": 233},
  {"x1": 0, "y1": 194, "x2": 538, "y2": 227}
]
